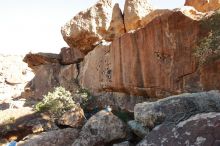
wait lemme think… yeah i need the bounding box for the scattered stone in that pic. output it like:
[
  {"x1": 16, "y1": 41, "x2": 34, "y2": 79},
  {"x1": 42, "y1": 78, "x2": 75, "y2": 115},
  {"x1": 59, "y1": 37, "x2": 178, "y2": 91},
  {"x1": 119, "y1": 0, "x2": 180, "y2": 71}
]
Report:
[
  {"x1": 134, "y1": 91, "x2": 220, "y2": 128},
  {"x1": 123, "y1": 0, "x2": 154, "y2": 31},
  {"x1": 137, "y1": 112, "x2": 220, "y2": 146},
  {"x1": 72, "y1": 110, "x2": 127, "y2": 146},
  {"x1": 17, "y1": 128, "x2": 79, "y2": 146}
]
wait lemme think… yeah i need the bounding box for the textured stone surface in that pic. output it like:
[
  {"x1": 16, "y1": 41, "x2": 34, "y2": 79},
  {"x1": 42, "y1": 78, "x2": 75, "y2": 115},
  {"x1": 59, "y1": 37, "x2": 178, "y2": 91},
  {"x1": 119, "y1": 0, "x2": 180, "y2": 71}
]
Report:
[
  {"x1": 127, "y1": 120, "x2": 149, "y2": 138},
  {"x1": 59, "y1": 47, "x2": 84, "y2": 65},
  {"x1": 17, "y1": 128, "x2": 79, "y2": 146},
  {"x1": 61, "y1": 0, "x2": 114, "y2": 54},
  {"x1": 58, "y1": 106, "x2": 85, "y2": 128},
  {"x1": 72, "y1": 110, "x2": 127, "y2": 146},
  {"x1": 123, "y1": 0, "x2": 154, "y2": 31},
  {"x1": 79, "y1": 10, "x2": 220, "y2": 98},
  {"x1": 24, "y1": 64, "x2": 79, "y2": 100},
  {"x1": 105, "y1": 3, "x2": 125, "y2": 41},
  {"x1": 86, "y1": 92, "x2": 147, "y2": 112},
  {"x1": 23, "y1": 53, "x2": 60, "y2": 68},
  {"x1": 185, "y1": 0, "x2": 220, "y2": 12},
  {"x1": 134, "y1": 91, "x2": 220, "y2": 128},
  {"x1": 137, "y1": 112, "x2": 220, "y2": 146}
]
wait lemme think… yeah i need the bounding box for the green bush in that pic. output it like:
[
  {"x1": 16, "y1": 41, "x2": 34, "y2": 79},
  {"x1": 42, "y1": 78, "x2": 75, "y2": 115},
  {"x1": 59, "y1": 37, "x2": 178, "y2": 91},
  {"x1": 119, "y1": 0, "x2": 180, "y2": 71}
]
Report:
[
  {"x1": 35, "y1": 87, "x2": 76, "y2": 118},
  {"x1": 194, "y1": 10, "x2": 220, "y2": 65}
]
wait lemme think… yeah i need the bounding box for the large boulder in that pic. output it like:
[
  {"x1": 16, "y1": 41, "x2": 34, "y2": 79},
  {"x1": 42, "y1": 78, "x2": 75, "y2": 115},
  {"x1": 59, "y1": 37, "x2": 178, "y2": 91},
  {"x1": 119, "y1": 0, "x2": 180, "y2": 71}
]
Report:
[
  {"x1": 17, "y1": 128, "x2": 79, "y2": 146},
  {"x1": 72, "y1": 110, "x2": 127, "y2": 146},
  {"x1": 123, "y1": 0, "x2": 154, "y2": 31},
  {"x1": 137, "y1": 112, "x2": 220, "y2": 146},
  {"x1": 61, "y1": 0, "x2": 115, "y2": 54},
  {"x1": 185, "y1": 0, "x2": 220, "y2": 12},
  {"x1": 79, "y1": 9, "x2": 220, "y2": 98},
  {"x1": 134, "y1": 91, "x2": 220, "y2": 128}
]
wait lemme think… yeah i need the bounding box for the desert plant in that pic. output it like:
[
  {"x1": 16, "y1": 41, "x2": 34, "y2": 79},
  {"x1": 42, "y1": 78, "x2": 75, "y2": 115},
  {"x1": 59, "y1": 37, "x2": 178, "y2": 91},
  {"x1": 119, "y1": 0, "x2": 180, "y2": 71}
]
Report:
[
  {"x1": 194, "y1": 10, "x2": 220, "y2": 65},
  {"x1": 35, "y1": 86, "x2": 77, "y2": 118},
  {"x1": 72, "y1": 88, "x2": 91, "y2": 108}
]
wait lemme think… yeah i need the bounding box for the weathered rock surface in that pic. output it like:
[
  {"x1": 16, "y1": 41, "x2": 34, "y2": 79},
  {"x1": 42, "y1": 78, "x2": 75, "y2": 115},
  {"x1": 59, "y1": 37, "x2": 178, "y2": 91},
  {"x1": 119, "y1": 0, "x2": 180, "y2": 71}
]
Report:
[
  {"x1": 17, "y1": 128, "x2": 79, "y2": 146},
  {"x1": 134, "y1": 91, "x2": 220, "y2": 128},
  {"x1": 123, "y1": 0, "x2": 154, "y2": 31},
  {"x1": 137, "y1": 112, "x2": 220, "y2": 146},
  {"x1": 105, "y1": 3, "x2": 125, "y2": 41},
  {"x1": 72, "y1": 110, "x2": 127, "y2": 146},
  {"x1": 61, "y1": 0, "x2": 115, "y2": 54},
  {"x1": 185, "y1": 0, "x2": 220, "y2": 12},
  {"x1": 23, "y1": 53, "x2": 60, "y2": 68},
  {"x1": 127, "y1": 120, "x2": 149, "y2": 138},
  {"x1": 58, "y1": 106, "x2": 85, "y2": 128},
  {"x1": 59, "y1": 47, "x2": 84, "y2": 65},
  {"x1": 79, "y1": 9, "x2": 220, "y2": 98},
  {"x1": 0, "y1": 55, "x2": 34, "y2": 100},
  {"x1": 24, "y1": 63, "x2": 79, "y2": 100}
]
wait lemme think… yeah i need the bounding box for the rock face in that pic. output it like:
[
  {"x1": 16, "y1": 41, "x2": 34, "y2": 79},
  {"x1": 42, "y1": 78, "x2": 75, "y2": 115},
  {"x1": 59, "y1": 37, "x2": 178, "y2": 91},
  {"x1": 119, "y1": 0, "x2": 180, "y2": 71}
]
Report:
[
  {"x1": 185, "y1": 0, "x2": 220, "y2": 12},
  {"x1": 17, "y1": 128, "x2": 79, "y2": 146},
  {"x1": 123, "y1": 0, "x2": 154, "y2": 31},
  {"x1": 79, "y1": 10, "x2": 220, "y2": 98},
  {"x1": 137, "y1": 112, "x2": 220, "y2": 146},
  {"x1": 72, "y1": 110, "x2": 127, "y2": 146},
  {"x1": 24, "y1": 63, "x2": 79, "y2": 100},
  {"x1": 105, "y1": 3, "x2": 125, "y2": 41},
  {"x1": 134, "y1": 90, "x2": 220, "y2": 128},
  {"x1": 59, "y1": 47, "x2": 84, "y2": 65},
  {"x1": 58, "y1": 106, "x2": 85, "y2": 128},
  {"x1": 61, "y1": 0, "x2": 114, "y2": 54}
]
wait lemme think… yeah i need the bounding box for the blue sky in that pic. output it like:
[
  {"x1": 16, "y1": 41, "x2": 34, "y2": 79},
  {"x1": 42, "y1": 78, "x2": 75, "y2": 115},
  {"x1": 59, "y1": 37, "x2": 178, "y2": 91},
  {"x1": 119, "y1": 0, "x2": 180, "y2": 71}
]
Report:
[{"x1": 0, "y1": 0, "x2": 184, "y2": 54}]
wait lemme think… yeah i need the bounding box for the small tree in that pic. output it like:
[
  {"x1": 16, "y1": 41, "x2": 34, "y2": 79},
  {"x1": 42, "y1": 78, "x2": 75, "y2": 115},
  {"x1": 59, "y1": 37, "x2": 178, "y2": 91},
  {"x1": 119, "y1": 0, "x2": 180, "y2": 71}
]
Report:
[
  {"x1": 194, "y1": 10, "x2": 220, "y2": 65},
  {"x1": 35, "y1": 87, "x2": 76, "y2": 118}
]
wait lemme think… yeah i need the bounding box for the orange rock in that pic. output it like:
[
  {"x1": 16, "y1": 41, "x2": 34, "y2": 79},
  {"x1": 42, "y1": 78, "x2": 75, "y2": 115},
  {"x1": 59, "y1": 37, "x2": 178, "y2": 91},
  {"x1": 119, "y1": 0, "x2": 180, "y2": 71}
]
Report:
[
  {"x1": 185, "y1": 0, "x2": 220, "y2": 12},
  {"x1": 79, "y1": 10, "x2": 220, "y2": 98}
]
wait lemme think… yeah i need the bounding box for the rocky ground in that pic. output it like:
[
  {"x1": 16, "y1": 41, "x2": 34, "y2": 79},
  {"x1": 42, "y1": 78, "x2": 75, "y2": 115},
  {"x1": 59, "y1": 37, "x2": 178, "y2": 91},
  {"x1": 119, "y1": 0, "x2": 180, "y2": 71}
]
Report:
[{"x1": 1, "y1": 0, "x2": 220, "y2": 145}]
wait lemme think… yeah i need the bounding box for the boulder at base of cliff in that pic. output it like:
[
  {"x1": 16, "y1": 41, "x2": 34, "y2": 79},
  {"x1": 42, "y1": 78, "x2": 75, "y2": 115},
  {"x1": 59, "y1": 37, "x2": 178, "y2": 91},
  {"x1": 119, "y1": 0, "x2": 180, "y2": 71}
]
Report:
[
  {"x1": 134, "y1": 90, "x2": 220, "y2": 128},
  {"x1": 185, "y1": 0, "x2": 220, "y2": 12},
  {"x1": 17, "y1": 128, "x2": 79, "y2": 146},
  {"x1": 72, "y1": 110, "x2": 127, "y2": 146},
  {"x1": 137, "y1": 112, "x2": 220, "y2": 146},
  {"x1": 58, "y1": 106, "x2": 85, "y2": 128}
]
